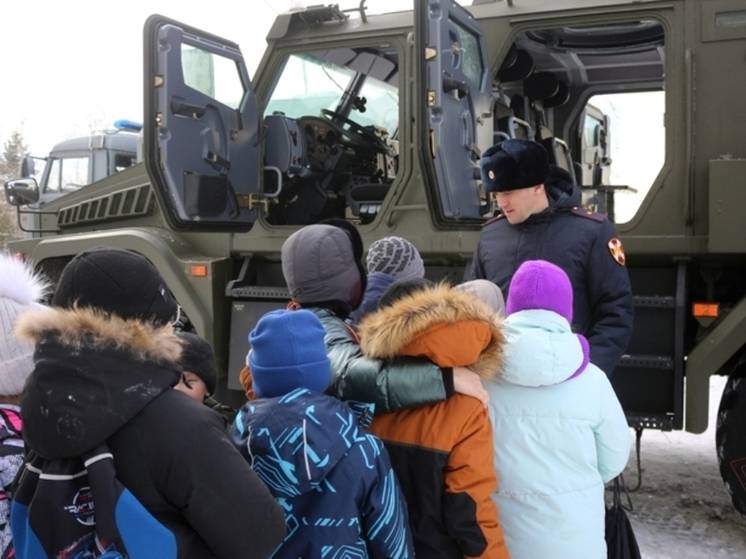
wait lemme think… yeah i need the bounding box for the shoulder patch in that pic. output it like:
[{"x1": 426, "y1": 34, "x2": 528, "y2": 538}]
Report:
[
  {"x1": 608, "y1": 237, "x2": 626, "y2": 266},
  {"x1": 569, "y1": 206, "x2": 606, "y2": 223},
  {"x1": 483, "y1": 213, "x2": 506, "y2": 227}
]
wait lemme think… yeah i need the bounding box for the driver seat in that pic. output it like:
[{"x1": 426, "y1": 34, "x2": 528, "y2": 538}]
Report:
[{"x1": 347, "y1": 183, "x2": 390, "y2": 222}]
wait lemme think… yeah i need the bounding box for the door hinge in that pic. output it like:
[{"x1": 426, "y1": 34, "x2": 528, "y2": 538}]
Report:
[{"x1": 236, "y1": 194, "x2": 276, "y2": 213}]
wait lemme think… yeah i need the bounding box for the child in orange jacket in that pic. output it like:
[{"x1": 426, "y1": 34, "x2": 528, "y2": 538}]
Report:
[{"x1": 358, "y1": 278, "x2": 510, "y2": 559}]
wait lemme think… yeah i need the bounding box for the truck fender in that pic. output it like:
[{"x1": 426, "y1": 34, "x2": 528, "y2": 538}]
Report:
[
  {"x1": 685, "y1": 294, "x2": 746, "y2": 433},
  {"x1": 24, "y1": 227, "x2": 221, "y2": 343}
]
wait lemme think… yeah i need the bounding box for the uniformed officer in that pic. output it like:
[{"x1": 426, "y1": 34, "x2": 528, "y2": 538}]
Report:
[{"x1": 465, "y1": 139, "x2": 633, "y2": 376}]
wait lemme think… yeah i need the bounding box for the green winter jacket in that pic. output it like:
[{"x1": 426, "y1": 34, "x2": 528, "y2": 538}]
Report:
[{"x1": 310, "y1": 307, "x2": 452, "y2": 413}]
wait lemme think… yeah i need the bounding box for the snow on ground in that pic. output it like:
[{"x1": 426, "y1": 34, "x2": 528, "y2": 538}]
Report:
[{"x1": 619, "y1": 376, "x2": 746, "y2": 558}]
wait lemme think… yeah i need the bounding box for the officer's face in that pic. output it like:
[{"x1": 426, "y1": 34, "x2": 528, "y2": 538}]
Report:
[{"x1": 493, "y1": 184, "x2": 548, "y2": 224}]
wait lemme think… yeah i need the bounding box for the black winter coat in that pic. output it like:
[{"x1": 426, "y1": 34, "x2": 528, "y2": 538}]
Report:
[
  {"x1": 466, "y1": 170, "x2": 634, "y2": 375},
  {"x1": 16, "y1": 306, "x2": 285, "y2": 559}
]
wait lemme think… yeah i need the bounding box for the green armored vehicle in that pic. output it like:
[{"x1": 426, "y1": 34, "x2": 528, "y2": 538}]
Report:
[{"x1": 5, "y1": 0, "x2": 746, "y2": 516}]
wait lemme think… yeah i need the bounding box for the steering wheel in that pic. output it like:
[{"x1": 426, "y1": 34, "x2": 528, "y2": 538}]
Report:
[{"x1": 321, "y1": 109, "x2": 389, "y2": 153}]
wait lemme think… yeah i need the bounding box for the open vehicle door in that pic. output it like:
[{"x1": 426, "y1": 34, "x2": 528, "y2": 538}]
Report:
[
  {"x1": 415, "y1": 0, "x2": 490, "y2": 220},
  {"x1": 144, "y1": 16, "x2": 260, "y2": 230}
]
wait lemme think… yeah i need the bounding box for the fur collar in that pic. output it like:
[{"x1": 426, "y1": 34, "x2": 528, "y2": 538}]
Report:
[
  {"x1": 15, "y1": 306, "x2": 182, "y2": 365},
  {"x1": 358, "y1": 283, "x2": 504, "y2": 378}
]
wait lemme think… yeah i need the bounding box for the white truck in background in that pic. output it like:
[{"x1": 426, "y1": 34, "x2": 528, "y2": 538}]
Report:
[{"x1": 18, "y1": 121, "x2": 140, "y2": 236}]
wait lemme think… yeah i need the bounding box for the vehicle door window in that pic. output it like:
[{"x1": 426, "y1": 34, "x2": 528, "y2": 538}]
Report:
[
  {"x1": 44, "y1": 158, "x2": 61, "y2": 192},
  {"x1": 452, "y1": 22, "x2": 484, "y2": 88},
  {"x1": 114, "y1": 153, "x2": 137, "y2": 172},
  {"x1": 583, "y1": 113, "x2": 603, "y2": 148},
  {"x1": 60, "y1": 157, "x2": 89, "y2": 190},
  {"x1": 181, "y1": 44, "x2": 244, "y2": 109}
]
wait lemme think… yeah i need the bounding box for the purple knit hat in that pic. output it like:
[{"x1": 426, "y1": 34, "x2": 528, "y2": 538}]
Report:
[
  {"x1": 507, "y1": 260, "x2": 589, "y2": 379},
  {"x1": 506, "y1": 260, "x2": 573, "y2": 320}
]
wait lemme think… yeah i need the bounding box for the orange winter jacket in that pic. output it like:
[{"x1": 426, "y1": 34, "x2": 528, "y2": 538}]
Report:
[{"x1": 358, "y1": 284, "x2": 510, "y2": 559}]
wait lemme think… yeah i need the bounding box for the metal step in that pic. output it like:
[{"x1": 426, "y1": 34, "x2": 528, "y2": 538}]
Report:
[
  {"x1": 633, "y1": 295, "x2": 675, "y2": 309},
  {"x1": 618, "y1": 354, "x2": 674, "y2": 370}
]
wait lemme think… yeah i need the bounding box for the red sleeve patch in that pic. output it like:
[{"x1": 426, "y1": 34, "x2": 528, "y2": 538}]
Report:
[{"x1": 608, "y1": 237, "x2": 626, "y2": 266}]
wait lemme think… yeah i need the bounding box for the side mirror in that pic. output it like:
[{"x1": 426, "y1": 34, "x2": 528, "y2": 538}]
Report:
[
  {"x1": 4, "y1": 178, "x2": 39, "y2": 207},
  {"x1": 20, "y1": 155, "x2": 36, "y2": 177}
]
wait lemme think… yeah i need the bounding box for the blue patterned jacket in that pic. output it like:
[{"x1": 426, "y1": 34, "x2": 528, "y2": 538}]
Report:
[{"x1": 231, "y1": 388, "x2": 413, "y2": 558}]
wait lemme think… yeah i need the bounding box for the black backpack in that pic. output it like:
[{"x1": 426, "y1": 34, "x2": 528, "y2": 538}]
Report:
[
  {"x1": 605, "y1": 476, "x2": 642, "y2": 559},
  {"x1": 11, "y1": 444, "x2": 177, "y2": 559}
]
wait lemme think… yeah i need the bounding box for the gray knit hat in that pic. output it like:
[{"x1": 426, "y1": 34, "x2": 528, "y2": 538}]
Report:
[
  {"x1": 281, "y1": 224, "x2": 362, "y2": 306},
  {"x1": 456, "y1": 279, "x2": 506, "y2": 316},
  {"x1": 366, "y1": 236, "x2": 425, "y2": 281},
  {"x1": 0, "y1": 254, "x2": 48, "y2": 396}
]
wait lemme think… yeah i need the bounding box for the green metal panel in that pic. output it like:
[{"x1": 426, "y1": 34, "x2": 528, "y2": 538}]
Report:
[
  {"x1": 686, "y1": 295, "x2": 746, "y2": 433},
  {"x1": 24, "y1": 228, "x2": 228, "y2": 364},
  {"x1": 708, "y1": 159, "x2": 746, "y2": 253}
]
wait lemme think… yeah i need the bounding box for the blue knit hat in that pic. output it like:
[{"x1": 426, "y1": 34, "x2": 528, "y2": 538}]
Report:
[{"x1": 248, "y1": 309, "x2": 331, "y2": 398}]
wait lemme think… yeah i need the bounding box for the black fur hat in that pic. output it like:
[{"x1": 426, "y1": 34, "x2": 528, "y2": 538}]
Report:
[{"x1": 480, "y1": 139, "x2": 550, "y2": 193}]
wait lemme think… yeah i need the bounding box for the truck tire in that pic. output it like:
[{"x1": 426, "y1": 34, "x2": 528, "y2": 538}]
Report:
[{"x1": 716, "y1": 374, "x2": 746, "y2": 519}]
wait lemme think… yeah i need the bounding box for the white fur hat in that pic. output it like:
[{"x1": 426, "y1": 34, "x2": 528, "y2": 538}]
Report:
[{"x1": 0, "y1": 254, "x2": 48, "y2": 396}]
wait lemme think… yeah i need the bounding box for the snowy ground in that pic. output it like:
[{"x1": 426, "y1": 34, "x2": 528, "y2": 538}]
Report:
[{"x1": 619, "y1": 376, "x2": 746, "y2": 558}]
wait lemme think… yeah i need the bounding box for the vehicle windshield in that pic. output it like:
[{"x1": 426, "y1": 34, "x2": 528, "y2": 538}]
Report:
[
  {"x1": 355, "y1": 77, "x2": 399, "y2": 136},
  {"x1": 44, "y1": 156, "x2": 88, "y2": 193},
  {"x1": 265, "y1": 51, "x2": 399, "y2": 136}
]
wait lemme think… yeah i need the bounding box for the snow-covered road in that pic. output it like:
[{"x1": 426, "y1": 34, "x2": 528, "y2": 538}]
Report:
[{"x1": 620, "y1": 376, "x2": 746, "y2": 558}]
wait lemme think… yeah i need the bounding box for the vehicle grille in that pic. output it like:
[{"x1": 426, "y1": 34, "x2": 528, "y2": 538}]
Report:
[{"x1": 57, "y1": 184, "x2": 154, "y2": 228}]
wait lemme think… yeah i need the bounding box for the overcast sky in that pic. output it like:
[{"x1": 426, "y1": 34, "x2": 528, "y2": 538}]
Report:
[{"x1": 0, "y1": 0, "x2": 404, "y2": 155}]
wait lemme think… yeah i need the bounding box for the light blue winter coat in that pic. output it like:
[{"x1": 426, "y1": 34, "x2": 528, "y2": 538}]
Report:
[{"x1": 486, "y1": 309, "x2": 631, "y2": 559}]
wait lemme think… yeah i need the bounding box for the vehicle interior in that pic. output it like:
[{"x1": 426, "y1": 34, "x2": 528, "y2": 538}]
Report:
[
  {"x1": 261, "y1": 47, "x2": 400, "y2": 226},
  {"x1": 491, "y1": 19, "x2": 665, "y2": 218},
  {"x1": 491, "y1": 19, "x2": 675, "y2": 429},
  {"x1": 258, "y1": 19, "x2": 664, "y2": 226}
]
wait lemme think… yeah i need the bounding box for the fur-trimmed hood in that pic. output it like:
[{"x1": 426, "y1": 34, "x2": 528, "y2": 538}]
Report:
[
  {"x1": 15, "y1": 305, "x2": 182, "y2": 365},
  {"x1": 15, "y1": 306, "x2": 183, "y2": 459},
  {"x1": 358, "y1": 283, "x2": 504, "y2": 378}
]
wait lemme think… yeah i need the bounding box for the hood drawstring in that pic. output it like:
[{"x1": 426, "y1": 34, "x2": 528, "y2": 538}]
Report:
[
  {"x1": 245, "y1": 425, "x2": 255, "y2": 468},
  {"x1": 302, "y1": 418, "x2": 312, "y2": 482}
]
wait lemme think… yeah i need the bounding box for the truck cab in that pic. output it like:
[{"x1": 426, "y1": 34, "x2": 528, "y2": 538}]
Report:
[{"x1": 12, "y1": 125, "x2": 138, "y2": 236}]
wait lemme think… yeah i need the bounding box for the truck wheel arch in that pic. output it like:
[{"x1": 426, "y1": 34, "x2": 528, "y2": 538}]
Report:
[
  {"x1": 685, "y1": 294, "x2": 746, "y2": 433},
  {"x1": 25, "y1": 228, "x2": 216, "y2": 341}
]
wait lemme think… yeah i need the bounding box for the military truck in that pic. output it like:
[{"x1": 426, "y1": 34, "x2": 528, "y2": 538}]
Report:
[
  {"x1": 12, "y1": 123, "x2": 139, "y2": 236},
  {"x1": 5, "y1": 0, "x2": 746, "y2": 517}
]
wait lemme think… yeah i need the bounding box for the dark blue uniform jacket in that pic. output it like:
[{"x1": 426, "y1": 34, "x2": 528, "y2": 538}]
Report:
[{"x1": 466, "y1": 173, "x2": 633, "y2": 375}]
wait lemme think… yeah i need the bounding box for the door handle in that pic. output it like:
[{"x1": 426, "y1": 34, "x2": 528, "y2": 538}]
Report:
[
  {"x1": 171, "y1": 98, "x2": 206, "y2": 118},
  {"x1": 443, "y1": 77, "x2": 469, "y2": 99}
]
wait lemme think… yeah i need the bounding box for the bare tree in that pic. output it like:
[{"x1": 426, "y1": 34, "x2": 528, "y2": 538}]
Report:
[
  {"x1": 0, "y1": 131, "x2": 28, "y2": 178},
  {"x1": 0, "y1": 130, "x2": 27, "y2": 246}
]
